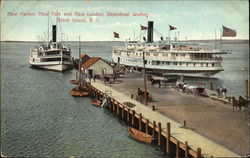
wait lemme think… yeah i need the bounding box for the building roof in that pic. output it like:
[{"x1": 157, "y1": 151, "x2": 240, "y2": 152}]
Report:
[
  {"x1": 81, "y1": 57, "x2": 101, "y2": 69},
  {"x1": 80, "y1": 53, "x2": 90, "y2": 59}
]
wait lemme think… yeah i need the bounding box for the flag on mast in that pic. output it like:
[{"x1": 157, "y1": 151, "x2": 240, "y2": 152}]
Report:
[
  {"x1": 169, "y1": 25, "x2": 177, "y2": 30},
  {"x1": 140, "y1": 25, "x2": 148, "y2": 30},
  {"x1": 114, "y1": 32, "x2": 119, "y2": 38},
  {"x1": 222, "y1": 26, "x2": 236, "y2": 37}
]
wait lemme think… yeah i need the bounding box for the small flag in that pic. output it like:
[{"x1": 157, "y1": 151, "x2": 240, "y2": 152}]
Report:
[
  {"x1": 222, "y1": 26, "x2": 236, "y2": 37},
  {"x1": 140, "y1": 25, "x2": 148, "y2": 30},
  {"x1": 169, "y1": 25, "x2": 177, "y2": 31},
  {"x1": 114, "y1": 32, "x2": 119, "y2": 38}
]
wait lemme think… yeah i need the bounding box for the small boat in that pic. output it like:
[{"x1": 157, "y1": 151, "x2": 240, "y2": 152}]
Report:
[
  {"x1": 127, "y1": 127, "x2": 154, "y2": 144},
  {"x1": 70, "y1": 86, "x2": 89, "y2": 97},
  {"x1": 70, "y1": 80, "x2": 79, "y2": 84},
  {"x1": 91, "y1": 99, "x2": 102, "y2": 107}
]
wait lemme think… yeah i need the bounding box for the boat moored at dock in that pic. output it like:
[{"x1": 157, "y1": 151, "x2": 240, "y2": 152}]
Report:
[
  {"x1": 128, "y1": 127, "x2": 154, "y2": 144},
  {"x1": 112, "y1": 21, "x2": 228, "y2": 77}
]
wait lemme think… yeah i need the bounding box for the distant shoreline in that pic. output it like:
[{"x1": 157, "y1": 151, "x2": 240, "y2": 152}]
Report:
[{"x1": 0, "y1": 39, "x2": 249, "y2": 43}]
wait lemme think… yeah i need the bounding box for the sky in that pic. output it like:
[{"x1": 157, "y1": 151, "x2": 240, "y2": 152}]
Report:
[{"x1": 1, "y1": 0, "x2": 249, "y2": 41}]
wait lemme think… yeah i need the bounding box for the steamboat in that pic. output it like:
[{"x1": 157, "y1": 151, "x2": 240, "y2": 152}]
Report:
[
  {"x1": 29, "y1": 25, "x2": 73, "y2": 72},
  {"x1": 112, "y1": 21, "x2": 227, "y2": 77}
]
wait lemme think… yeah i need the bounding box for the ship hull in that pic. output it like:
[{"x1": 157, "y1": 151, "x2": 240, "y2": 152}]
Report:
[{"x1": 30, "y1": 61, "x2": 72, "y2": 72}]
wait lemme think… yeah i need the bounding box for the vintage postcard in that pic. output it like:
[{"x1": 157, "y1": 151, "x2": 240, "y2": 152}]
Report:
[{"x1": 1, "y1": 0, "x2": 249, "y2": 157}]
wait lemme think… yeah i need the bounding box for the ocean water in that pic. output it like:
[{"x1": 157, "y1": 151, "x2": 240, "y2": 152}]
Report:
[
  {"x1": 1, "y1": 41, "x2": 166, "y2": 157},
  {"x1": 0, "y1": 41, "x2": 248, "y2": 157}
]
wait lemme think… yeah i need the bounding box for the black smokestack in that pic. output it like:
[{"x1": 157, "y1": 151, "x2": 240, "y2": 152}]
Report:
[
  {"x1": 147, "y1": 21, "x2": 153, "y2": 42},
  {"x1": 52, "y1": 25, "x2": 56, "y2": 42}
]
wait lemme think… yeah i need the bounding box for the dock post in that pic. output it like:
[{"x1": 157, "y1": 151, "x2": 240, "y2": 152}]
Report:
[
  {"x1": 153, "y1": 121, "x2": 156, "y2": 137},
  {"x1": 116, "y1": 103, "x2": 119, "y2": 116},
  {"x1": 152, "y1": 105, "x2": 155, "y2": 111},
  {"x1": 132, "y1": 110, "x2": 135, "y2": 126},
  {"x1": 127, "y1": 109, "x2": 130, "y2": 123},
  {"x1": 166, "y1": 122, "x2": 170, "y2": 154},
  {"x1": 185, "y1": 141, "x2": 189, "y2": 158},
  {"x1": 112, "y1": 101, "x2": 115, "y2": 113},
  {"x1": 176, "y1": 141, "x2": 180, "y2": 158},
  {"x1": 146, "y1": 119, "x2": 149, "y2": 134},
  {"x1": 139, "y1": 113, "x2": 142, "y2": 131},
  {"x1": 197, "y1": 147, "x2": 201, "y2": 158},
  {"x1": 209, "y1": 82, "x2": 213, "y2": 90},
  {"x1": 108, "y1": 98, "x2": 112, "y2": 109},
  {"x1": 158, "y1": 122, "x2": 161, "y2": 147},
  {"x1": 245, "y1": 80, "x2": 248, "y2": 98},
  {"x1": 122, "y1": 105, "x2": 125, "y2": 119}
]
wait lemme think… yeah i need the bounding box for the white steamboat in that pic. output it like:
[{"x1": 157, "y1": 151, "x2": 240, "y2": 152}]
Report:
[
  {"x1": 29, "y1": 25, "x2": 73, "y2": 72},
  {"x1": 112, "y1": 21, "x2": 227, "y2": 77}
]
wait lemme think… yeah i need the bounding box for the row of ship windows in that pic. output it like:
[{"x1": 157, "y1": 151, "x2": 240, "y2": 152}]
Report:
[
  {"x1": 128, "y1": 44, "x2": 158, "y2": 47},
  {"x1": 122, "y1": 59, "x2": 218, "y2": 67},
  {"x1": 129, "y1": 52, "x2": 185, "y2": 57}
]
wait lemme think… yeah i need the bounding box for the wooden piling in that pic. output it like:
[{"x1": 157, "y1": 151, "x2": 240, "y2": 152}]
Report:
[
  {"x1": 245, "y1": 80, "x2": 248, "y2": 97},
  {"x1": 166, "y1": 122, "x2": 171, "y2": 153},
  {"x1": 132, "y1": 110, "x2": 135, "y2": 126},
  {"x1": 185, "y1": 141, "x2": 189, "y2": 158},
  {"x1": 158, "y1": 122, "x2": 161, "y2": 147},
  {"x1": 176, "y1": 141, "x2": 180, "y2": 158},
  {"x1": 197, "y1": 147, "x2": 201, "y2": 158},
  {"x1": 116, "y1": 103, "x2": 119, "y2": 116},
  {"x1": 139, "y1": 113, "x2": 142, "y2": 131},
  {"x1": 146, "y1": 119, "x2": 149, "y2": 134},
  {"x1": 112, "y1": 101, "x2": 115, "y2": 113},
  {"x1": 127, "y1": 108, "x2": 130, "y2": 123},
  {"x1": 122, "y1": 105, "x2": 125, "y2": 119},
  {"x1": 153, "y1": 121, "x2": 156, "y2": 137}
]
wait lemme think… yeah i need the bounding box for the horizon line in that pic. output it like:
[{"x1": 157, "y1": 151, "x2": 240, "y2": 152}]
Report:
[{"x1": 1, "y1": 39, "x2": 249, "y2": 42}]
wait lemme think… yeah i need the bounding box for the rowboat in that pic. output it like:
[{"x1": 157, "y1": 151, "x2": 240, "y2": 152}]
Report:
[
  {"x1": 91, "y1": 99, "x2": 102, "y2": 107},
  {"x1": 70, "y1": 80, "x2": 79, "y2": 84},
  {"x1": 70, "y1": 87, "x2": 89, "y2": 97},
  {"x1": 127, "y1": 127, "x2": 154, "y2": 144}
]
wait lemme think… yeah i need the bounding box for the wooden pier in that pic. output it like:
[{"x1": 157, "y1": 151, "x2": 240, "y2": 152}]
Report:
[{"x1": 86, "y1": 81, "x2": 240, "y2": 158}]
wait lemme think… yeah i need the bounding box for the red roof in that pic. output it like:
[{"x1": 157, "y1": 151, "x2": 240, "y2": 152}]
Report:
[
  {"x1": 80, "y1": 53, "x2": 89, "y2": 59},
  {"x1": 81, "y1": 57, "x2": 101, "y2": 69}
]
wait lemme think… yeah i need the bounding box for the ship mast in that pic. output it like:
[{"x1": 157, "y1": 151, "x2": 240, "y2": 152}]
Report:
[
  {"x1": 78, "y1": 36, "x2": 81, "y2": 86},
  {"x1": 143, "y1": 52, "x2": 148, "y2": 106}
]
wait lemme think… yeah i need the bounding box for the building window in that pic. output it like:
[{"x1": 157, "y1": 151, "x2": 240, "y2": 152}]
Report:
[
  {"x1": 206, "y1": 63, "x2": 208, "y2": 67},
  {"x1": 166, "y1": 62, "x2": 169, "y2": 65},
  {"x1": 212, "y1": 63, "x2": 214, "y2": 67},
  {"x1": 194, "y1": 63, "x2": 196, "y2": 66},
  {"x1": 186, "y1": 63, "x2": 188, "y2": 66},
  {"x1": 162, "y1": 61, "x2": 165, "y2": 64},
  {"x1": 156, "y1": 61, "x2": 160, "y2": 65},
  {"x1": 179, "y1": 62, "x2": 182, "y2": 66}
]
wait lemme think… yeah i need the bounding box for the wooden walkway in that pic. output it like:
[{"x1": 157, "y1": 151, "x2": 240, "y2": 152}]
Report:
[{"x1": 91, "y1": 81, "x2": 240, "y2": 157}]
